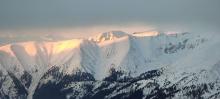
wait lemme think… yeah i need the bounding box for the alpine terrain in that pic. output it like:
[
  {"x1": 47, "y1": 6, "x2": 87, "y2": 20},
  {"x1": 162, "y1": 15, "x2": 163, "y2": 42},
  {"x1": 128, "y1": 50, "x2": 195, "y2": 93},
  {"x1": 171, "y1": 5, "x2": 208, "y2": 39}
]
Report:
[{"x1": 0, "y1": 31, "x2": 220, "y2": 99}]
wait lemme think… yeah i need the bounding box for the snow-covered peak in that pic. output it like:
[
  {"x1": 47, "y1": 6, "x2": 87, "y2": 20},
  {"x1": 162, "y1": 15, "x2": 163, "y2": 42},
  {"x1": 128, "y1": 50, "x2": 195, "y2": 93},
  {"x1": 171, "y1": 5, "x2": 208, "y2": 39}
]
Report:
[
  {"x1": 91, "y1": 31, "x2": 129, "y2": 42},
  {"x1": 1, "y1": 30, "x2": 220, "y2": 99}
]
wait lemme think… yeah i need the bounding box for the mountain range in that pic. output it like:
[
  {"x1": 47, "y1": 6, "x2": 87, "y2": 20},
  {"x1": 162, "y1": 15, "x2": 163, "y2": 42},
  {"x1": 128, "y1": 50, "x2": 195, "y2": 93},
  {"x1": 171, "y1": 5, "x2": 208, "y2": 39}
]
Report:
[{"x1": 0, "y1": 31, "x2": 220, "y2": 99}]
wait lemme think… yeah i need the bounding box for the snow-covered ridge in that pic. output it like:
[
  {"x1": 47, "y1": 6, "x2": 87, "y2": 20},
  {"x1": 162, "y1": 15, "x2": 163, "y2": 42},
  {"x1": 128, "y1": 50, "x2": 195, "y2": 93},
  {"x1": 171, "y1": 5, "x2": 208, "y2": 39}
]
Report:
[
  {"x1": 89, "y1": 31, "x2": 129, "y2": 42},
  {"x1": 0, "y1": 30, "x2": 220, "y2": 99},
  {"x1": 0, "y1": 39, "x2": 101, "y2": 99},
  {"x1": 0, "y1": 31, "x2": 218, "y2": 78}
]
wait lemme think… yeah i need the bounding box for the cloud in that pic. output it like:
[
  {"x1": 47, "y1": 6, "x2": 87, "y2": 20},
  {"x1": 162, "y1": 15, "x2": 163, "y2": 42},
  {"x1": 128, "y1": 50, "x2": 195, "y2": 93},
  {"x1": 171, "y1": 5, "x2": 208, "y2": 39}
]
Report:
[{"x1": 0, "y1": 0, "x2": 220, "y2": 34}]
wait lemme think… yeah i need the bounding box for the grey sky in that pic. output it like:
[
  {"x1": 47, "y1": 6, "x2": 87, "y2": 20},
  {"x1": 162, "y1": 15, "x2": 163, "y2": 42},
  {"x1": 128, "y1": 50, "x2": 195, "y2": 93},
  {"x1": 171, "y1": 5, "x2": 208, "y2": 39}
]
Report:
[{"x1": 0, "y1": 0, "x2": 220, "y2": 35}]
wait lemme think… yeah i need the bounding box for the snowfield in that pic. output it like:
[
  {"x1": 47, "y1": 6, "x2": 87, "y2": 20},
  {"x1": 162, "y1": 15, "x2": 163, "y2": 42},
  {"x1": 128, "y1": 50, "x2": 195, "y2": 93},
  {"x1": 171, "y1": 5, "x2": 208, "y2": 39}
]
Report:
[{"x1": 0, "y1": 31, "x2": 220, "y2": 99}]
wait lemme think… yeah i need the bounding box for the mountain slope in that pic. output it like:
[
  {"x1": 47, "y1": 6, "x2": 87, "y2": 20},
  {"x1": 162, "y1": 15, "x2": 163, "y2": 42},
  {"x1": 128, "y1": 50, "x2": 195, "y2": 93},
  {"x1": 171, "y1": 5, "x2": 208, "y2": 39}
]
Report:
[{"x1": 0, "y1": 31, "x2": 220, "y2": 99}]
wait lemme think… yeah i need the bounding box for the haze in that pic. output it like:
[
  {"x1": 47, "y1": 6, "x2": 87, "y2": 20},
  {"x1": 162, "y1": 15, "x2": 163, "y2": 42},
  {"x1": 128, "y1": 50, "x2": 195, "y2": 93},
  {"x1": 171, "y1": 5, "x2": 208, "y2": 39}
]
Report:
[{"x1": 0, "y1": 0, "x2": 220, "y2": 40}]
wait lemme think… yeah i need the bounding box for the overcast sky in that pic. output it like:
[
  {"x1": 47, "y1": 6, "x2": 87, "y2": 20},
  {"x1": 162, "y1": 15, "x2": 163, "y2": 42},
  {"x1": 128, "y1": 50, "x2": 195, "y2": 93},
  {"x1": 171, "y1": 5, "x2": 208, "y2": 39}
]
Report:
[{"x1": 0, "y1": 0, "x2": 220, "y2": 38}]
